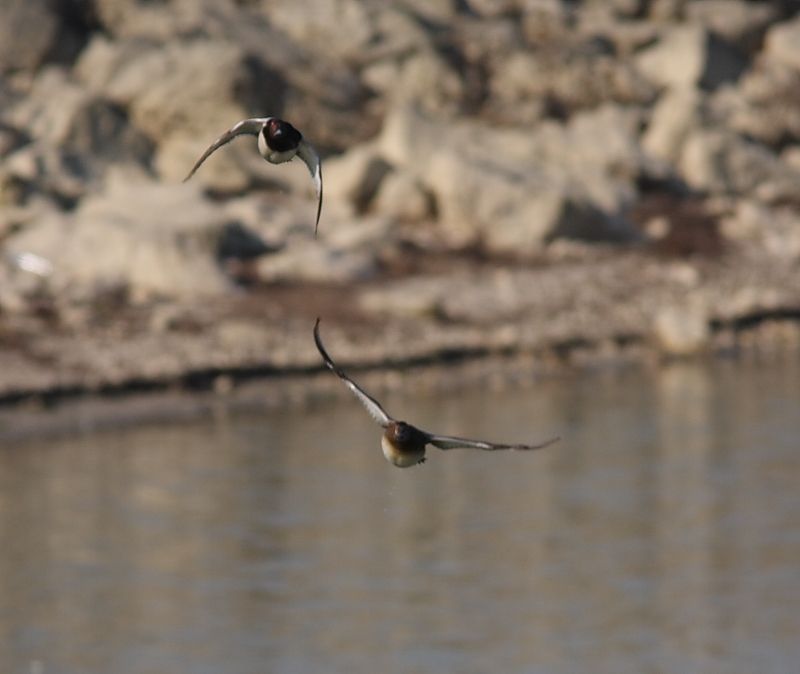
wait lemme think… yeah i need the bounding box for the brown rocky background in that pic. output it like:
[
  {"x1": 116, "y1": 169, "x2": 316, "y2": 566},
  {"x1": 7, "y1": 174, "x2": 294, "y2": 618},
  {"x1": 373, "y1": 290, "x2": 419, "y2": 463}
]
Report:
[{"x1": 1, "y1": 0, "x2": 799, "y2": 412}]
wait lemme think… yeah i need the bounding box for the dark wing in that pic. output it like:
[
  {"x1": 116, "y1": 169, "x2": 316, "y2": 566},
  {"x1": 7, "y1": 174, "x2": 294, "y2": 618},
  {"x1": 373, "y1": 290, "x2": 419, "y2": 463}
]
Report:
[
  {"x1": 427, "y1": 433, "x2": 560, "y2": 451},
  {"x1": 313, "y1": 319, "x2": 393, "y2": 428},
  {"x1": 296, "y1": 140, "x2": 323, "y2": 236},
  {"x1": 183, "y1": 118, "x2": 270, "y2": 182}
]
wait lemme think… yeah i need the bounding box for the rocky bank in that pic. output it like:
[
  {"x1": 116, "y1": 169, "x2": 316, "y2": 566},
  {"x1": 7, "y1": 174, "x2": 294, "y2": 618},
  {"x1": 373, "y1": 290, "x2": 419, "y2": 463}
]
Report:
[{"x1": 1, "y1": 0, "x2": 799, "y2": 415}]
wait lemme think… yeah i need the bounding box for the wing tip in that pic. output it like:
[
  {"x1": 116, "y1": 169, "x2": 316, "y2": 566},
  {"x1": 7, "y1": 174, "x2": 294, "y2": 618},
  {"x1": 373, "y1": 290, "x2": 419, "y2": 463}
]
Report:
[
  {"x1": 312, "y1": 318, "x2": 335, "y2": 372},
  {"x1": 522, "y1": 435, "x2": 560, "y2": 451}
]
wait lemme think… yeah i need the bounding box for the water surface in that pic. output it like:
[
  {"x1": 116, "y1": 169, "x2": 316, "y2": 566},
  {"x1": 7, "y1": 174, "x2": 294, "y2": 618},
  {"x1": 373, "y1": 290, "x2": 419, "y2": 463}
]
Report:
[{"x1": 1, "y1": 357, "x2": 798, "y2": 674}]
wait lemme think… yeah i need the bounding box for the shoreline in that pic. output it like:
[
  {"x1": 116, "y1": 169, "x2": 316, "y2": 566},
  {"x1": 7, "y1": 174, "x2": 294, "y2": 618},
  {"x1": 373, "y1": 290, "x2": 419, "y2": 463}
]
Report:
[{"x1": 3, "y1": 308, "x2": 798, "y2": 444}]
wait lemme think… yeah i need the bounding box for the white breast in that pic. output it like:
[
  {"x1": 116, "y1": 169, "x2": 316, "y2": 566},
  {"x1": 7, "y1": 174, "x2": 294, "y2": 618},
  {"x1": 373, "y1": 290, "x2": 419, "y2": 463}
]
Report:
[{"x1": 381, "y1": 436, "x2": 425, "y2": 468}]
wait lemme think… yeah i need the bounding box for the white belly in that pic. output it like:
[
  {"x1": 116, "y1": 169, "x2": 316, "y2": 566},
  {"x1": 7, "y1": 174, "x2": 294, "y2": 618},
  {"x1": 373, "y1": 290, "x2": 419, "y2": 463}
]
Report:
[
  {"x1": 257, "y1": 133, "x2": 297, "y2": 164},
  {"x1": 381, "y1": 436, "x2": 424, "y2": 468}
]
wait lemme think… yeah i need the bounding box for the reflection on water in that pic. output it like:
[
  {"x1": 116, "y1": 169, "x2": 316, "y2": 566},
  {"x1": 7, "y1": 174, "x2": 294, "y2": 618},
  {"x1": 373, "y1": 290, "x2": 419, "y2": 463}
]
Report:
[{"x1": 1, "y1": 357, "x2": 798, "y2": 674}]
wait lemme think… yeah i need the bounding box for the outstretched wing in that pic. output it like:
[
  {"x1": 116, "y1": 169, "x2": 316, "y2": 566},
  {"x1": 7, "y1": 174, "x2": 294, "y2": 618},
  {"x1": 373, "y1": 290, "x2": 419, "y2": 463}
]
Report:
[
  {"x1": 313, "y1": 319, "x2": 393, "y2": 428},
  {"x1": 427, "y1": 433, "x2": 560, "y2": 451},
  {"x1": 296, "y1": 140, "x2": 323, "y2": 235},
  {"x1": 183, "y1": 118, "x2": 271, "y2": 182}
]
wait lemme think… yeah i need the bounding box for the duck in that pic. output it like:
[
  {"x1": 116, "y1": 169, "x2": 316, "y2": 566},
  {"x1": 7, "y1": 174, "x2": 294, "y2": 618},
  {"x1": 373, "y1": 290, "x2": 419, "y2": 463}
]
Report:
[
  {"x1": 313, "y1": 319, "x2": 560, "y2": 468},
  {"x1": 184, "y1": 117, "x2": 323, "y2": 234}
]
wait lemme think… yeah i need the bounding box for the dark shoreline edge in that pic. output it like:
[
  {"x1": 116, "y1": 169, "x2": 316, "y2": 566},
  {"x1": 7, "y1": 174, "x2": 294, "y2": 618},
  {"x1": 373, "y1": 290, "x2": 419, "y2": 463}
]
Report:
[{"x1": 2, "y1": 314, "x2": 798, "y2": 445}]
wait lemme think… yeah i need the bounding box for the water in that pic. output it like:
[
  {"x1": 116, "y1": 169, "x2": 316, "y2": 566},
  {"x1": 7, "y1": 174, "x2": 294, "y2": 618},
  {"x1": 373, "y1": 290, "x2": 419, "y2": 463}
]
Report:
[{"x1": 1, "y1": 357, "x2": 798, "y2": 674}]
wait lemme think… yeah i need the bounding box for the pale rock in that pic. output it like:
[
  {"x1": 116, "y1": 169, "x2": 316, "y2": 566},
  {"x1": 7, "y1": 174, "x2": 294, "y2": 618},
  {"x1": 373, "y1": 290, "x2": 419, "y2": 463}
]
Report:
[
  {"x1": 464, "y1": 0, "x2": 519, "y2": 18},
  {"x1": 376, "y1": 105, "x2": 639, "y2": 252},
  {"x1": 648, "y1": 0, "x2": 687, "y2": 21},
  {"x1": 761, "y1": 210, "x2": 800, "y2": 262},
  {"x1": 581, "y1": 0, "x2": 644, "y2": 18},
  {"x1": 359, "y1": 280, "x2": 442, "y2": 319},
  {"x1": 377, "y1": 105, "x2": 445, "y2": 171},
  {"x1": 685, "y1": 0, "x2": 779, "y2": 53},
  {"x1": 93, "y1": 0, "x2": 239, "y2": 40},
  {"x1": 268, "y1": 0, "x2": 375, "y2": 61},
  {"x1": 394, "y1": 0, "x2": 457, "y2": 23},
  {"x1": 764, "y1": 15, "x2": 800, "y2": 71},
  {"x1": 4, "y1": 66, "x2": 150, "y2": 201},
  {"x1": 635, "y1": 25, "x2": 747, "y2": 90},
  {"x1": 73, "y1": 36, "x2": 150, "y2": 95},
  {"x1": 679, "y1": 129, "x2": 785, "y2": 195},
  {"x1": 8, "y1": 67, "x2": 150, "y2": 163},
  {"x1": 372, "y1": 170, "x2": 433, "y2": 223},
  {"x1": 256, "y1": 239, "x2": 378, "y2": 284},
  {"x1": 79, "y1": 38, "x2": 279, "y2": 189},
  {"x1": 643, "y1": 87, "x2": 703, "y2": 163},
  {"x1": 120, "y1": 41, "x2": 253, "y2": 141},
  {"x1": 719, "y1": 200, "x2": 768, "y2": 241},
  {"x1": 321, "y1": 144, "x2": 392, "y2": 211},
  {"x1": 653, "y1": 302, "x2": 710, "y2": 356},
  {"x1": 364, "y1": 49, "x2": 465, "y2": 114},
  {"x1": 7, "y1": 171, "x2": 231, "y2": 302},
  {"x1": 154, "y1": 132, "x2": 251, "y2": 193},
  {"x1": 781, "y1": 145, "x2": 800, "y2": 171},
  {"x1": 721, "y1": 65, "x2": 800, "y2": 147},
  {"x1": 254, "y1": 215, "x2": 391, "y2": 284},
  {"x1": 0, "y1": 0, "x2": 58, "y2": 73}
]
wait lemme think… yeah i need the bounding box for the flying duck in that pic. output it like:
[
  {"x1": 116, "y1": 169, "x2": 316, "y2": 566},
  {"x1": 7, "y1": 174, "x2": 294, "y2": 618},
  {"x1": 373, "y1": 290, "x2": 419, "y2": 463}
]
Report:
[
  {"x1": 184, "y1": 117, "x2": 323, "y2": 234},
  {"x1": 313, "y1": 319, "x2": 560, "y2": 468}
]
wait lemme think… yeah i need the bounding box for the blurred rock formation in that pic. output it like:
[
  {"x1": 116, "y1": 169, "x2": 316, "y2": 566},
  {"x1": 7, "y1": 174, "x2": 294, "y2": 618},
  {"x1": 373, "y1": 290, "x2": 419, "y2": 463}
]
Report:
[{"x1": 1, "y1": 0, "x2": 799, "y2": 399}]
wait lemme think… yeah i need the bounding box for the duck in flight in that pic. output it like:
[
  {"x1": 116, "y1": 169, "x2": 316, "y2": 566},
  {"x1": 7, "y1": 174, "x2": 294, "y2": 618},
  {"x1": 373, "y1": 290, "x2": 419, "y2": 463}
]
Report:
[
  {"x1": 184, "y1": 117, "x2": 323, "y2": 234},
  {"x1": 313, "y1": 319, "x2": 560, "y2": 468}
]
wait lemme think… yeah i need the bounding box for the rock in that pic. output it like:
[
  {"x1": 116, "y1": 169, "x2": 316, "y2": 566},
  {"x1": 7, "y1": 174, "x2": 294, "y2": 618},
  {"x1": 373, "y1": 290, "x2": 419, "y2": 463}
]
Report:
[
  {"x1": 0, "y1": 0, "x2": 59, "y2": 74},
  {"x1": 4, "y1": 67, "x2": 152, "y2": 201},
  {"x1": 648, "y1": 0, "x2": 686, "y2": 21},
  {"x1": 763, "y1": 15, "x2": 800, "y2": 71},
  {"x1": 376, "y1": 105, "x2": 640, "y2": 253},
  {"x1": 718, "y1": 64, "x2": 800, "y2": 147},
  {"x1": 7, "y1": 170, "x2": 231, "y2": 302},
  {"x1": 321, "y1": 144, "x2": 392, "y2": 212},
  {"x1": 642, "y1": 87, "x2": 703, "y2": 163},
  {"x1": 8, "y1": 67, "x2": 150, "y2": 161},
  {"x1": 581, "y1": 0, "x2": 646, "y2": 19},
  {"x1": 652, "y1": 302, "x2": 710, "y2": 356},
  {"x1": 395, "y1": 0, "x2": 457, "y2": 23},
  {"x1": 255, "y1": 217, "x2": 391, "y2": 283},
  {"x1": 488, "y1": 39, "x2": 655, "y2": 121},
  {"x1": 685, "y1": 0, "x2": 779, "y2": 54},
  {"x1": 372, "y1": 169, "x2": 433, "y2": 223},
  {"x1": 362, "y1": 48, "x2": 465, "y2": 115},
  {"x1": 679, "y1": 129, "x2": 788, "y2": 196},
  {"x1": 268, "y1": 0, "x2": 375, "y2": 61},
  {"x1": 76, "y1": 37, "x2": 286, "y2": 189},
  {"x1": 781, "y1": 145, "x2": 800, "y2": 172},
  {"x1": 358, "y1": 277, "x2": 443, "y2": 320},
  {"x1": 92, "y1": 0, "x2": 239, "y2": 40},
  {"x1": 635, "y1": 25, "x2": 747, "y2": 91},
  {"x1": 377, "y1": 105, "x2": 446, "y2": 171}
]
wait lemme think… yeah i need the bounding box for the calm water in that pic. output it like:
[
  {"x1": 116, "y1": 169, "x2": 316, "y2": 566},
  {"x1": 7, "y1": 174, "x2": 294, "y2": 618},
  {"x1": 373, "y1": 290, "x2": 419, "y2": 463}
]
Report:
[{"x1": 1, "y1": 357, "x2": 798, "y2": 674}]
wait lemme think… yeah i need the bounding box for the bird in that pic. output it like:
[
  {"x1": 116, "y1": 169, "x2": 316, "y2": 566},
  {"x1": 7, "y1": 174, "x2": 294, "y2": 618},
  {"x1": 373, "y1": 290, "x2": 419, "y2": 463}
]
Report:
[
  {"x1": 183, "y1": 117, "x2": 323, "y2": 235},
  {"x1": 313, "y1": 319, "x2": 560, "y2": 468}
]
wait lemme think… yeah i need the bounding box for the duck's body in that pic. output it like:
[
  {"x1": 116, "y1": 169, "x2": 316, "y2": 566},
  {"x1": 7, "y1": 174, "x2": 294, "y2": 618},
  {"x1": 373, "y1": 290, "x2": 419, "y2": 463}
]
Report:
[
  {"x1": 313, "y1": 319, "x2": 560, "y2": 468},
  {"x1": 381, "y1": 421, "x2": 428, "y2": 467}
]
